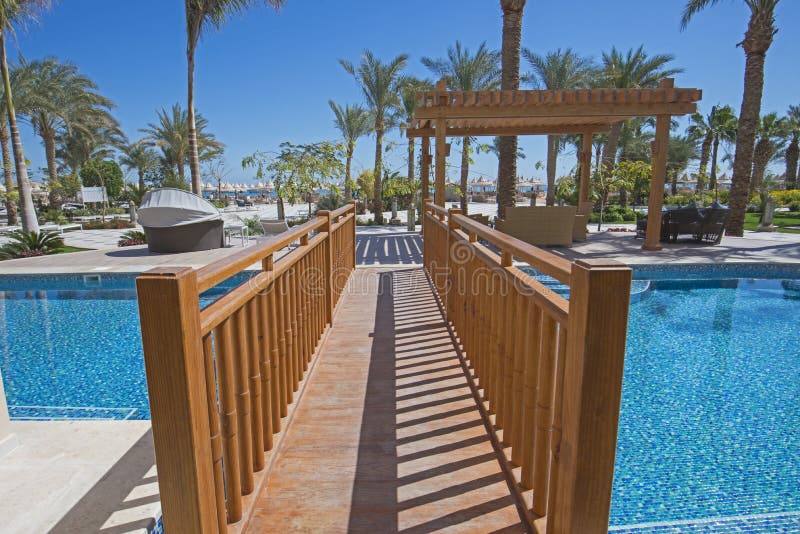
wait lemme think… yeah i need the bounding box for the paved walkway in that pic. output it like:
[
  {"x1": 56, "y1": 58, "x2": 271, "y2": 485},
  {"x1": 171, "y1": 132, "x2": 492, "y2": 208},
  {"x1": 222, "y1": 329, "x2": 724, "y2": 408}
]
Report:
[{"x1": 245, "y1": 268, "x2": 525, "y2": 533}]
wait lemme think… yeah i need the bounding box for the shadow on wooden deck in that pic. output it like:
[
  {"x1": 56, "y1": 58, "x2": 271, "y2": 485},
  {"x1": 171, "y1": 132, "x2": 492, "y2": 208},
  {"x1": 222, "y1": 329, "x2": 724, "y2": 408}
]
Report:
[{"x1": 245, "y1": 268, "x2": 527, "y2": 533}]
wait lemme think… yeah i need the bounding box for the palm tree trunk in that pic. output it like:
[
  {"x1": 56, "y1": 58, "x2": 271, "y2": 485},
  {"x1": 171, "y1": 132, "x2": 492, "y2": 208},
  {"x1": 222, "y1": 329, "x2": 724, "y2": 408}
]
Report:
[
  {"x1": 0, "y1": 125, "x2": 17, "y2": 225},
  {"x1": 43, "y1": 131, "x2": 61, "y2": 208},
  {"x1": 750, "y1": 139, "x2": 770, "y2": 195},
  {"x1": 460, "y1": 136, "x2": 470, "y2": 214},
  {"x1": 186, "y1": 44, "x2": 202, "y2": 195},
  {"x1": 345, "y1": 142, "x2": 354, "y2": 200},
  {"x1": 785, "y1": 134, "x2": 798, "y2": 190},
  {"x1": 177, "y1": 150, "x2": 186, "y2": 183},
  {"x1": 727, "y1": 14, "x2": 774, "y2": 236},
  {"x1": 0, "y1": 31, "x2": 37, "y2": 233},
  {"x1": 602, "y1": 122, "x2": 623, "y2": 177},
  {"x1": 546, "y1": 134, "x2": 557, "y2": 206},
  {"x1": 696, "y1": 133, "x2": 713, "y2": 192},
  {"x1": 138, "y1": 169, "x2": 146, "y2": 192},
  {"x1": 497, "y1": 0, "x2": 526, "y2": 219},
  {"x1": 710, "y1": 136, "x2": 720, "y2": 191},
  {"x1": 374, "y1": 128, "x2": 384, "y2": 224}
]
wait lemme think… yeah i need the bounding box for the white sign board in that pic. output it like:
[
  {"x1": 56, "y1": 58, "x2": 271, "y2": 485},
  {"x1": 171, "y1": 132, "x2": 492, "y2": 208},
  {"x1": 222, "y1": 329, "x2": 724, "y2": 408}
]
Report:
[{"x1": 80, "y1": 186, "x2": 107, "y2": 204}]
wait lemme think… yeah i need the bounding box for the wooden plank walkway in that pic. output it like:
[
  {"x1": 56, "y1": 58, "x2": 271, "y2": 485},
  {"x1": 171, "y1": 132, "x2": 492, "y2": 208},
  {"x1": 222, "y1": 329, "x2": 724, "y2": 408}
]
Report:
[{"x1": 244, "y1": 267, "x2": 527, "y2": 533}]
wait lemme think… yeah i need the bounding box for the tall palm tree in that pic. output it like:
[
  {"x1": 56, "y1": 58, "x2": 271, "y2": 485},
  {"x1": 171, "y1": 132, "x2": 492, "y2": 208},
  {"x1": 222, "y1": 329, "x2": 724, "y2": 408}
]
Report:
[
  {"x1": 523, "y1": 48, "x2": 595, "y2": 205},
  {"x1": 686, "y1": 109, "x2": 714, "y2": 191},
  {"x1": 120, "y1": 141, "x2": 159, "y2": 191},
  {"x1": 682, "y1": 0, "x2": 780, "y2": 235},
  {"x1": 328, "y1": 100, "x2": 372, "y2": 200},
  {"x1": 707, "y1": 105, "x2": 738, "y2": 190},
  {"x1": 784, "y1": 105, "x2": 799, "y2": 190},
  {"x1": 398, "y1": 77, "x2": 432, "y2": 201},
  {"x1": 497, "y1": 0, "x2": 526, "y2": 218},
  {"x1": 56, "y1": 113, "x2": 126, "y2": 175},
  {"x1": 422, "y1": 41, "x2": 500, "y2": 213},
  {"x1": 600, "y1": 46, "x2": 683, "y2": 179},
  {"x1": 20, "y1": 57, "x2": 118, "y2": 193},
  {"x1": 141, "y1": 103, "x2": 223, "y2": 185},
  {"x1": 750, "y1": 112, "x2": 788, "y2": 194},
  {"x1": 0, "y1": 58, "x2": 31, "y2": 225},
  {"x1": 340, "y1": 50, "x2": 408, "y2": 224},
  {"x1": 667, "y1": 135, "x2": 698, "y2": 194},
  {"x1": 185, "y1": 0, "x2": 284, "y2": 195},
  {"x1": 0, "y1": 0, "x2": 54, "y2": 232}
]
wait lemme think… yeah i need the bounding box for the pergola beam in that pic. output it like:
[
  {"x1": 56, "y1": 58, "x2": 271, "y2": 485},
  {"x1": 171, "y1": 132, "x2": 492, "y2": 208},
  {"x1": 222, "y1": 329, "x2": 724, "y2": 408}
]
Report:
[
  {"x1": 407, "y1": 123, "x2": 611, "y2": 138},
  {"x1": 416, "y1": 102, "x2": 697, "y2": 120}
]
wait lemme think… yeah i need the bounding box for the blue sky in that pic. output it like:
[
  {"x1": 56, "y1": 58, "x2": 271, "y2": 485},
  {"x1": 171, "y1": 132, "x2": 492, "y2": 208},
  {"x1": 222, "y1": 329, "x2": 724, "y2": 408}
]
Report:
[{"x1": 12, "y1": 0, "x2": 800, "y2": 185}]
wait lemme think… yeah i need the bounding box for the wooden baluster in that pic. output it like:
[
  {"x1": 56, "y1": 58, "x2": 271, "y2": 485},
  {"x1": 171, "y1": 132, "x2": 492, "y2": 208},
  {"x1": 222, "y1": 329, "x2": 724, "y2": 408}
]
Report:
[
  {"x1": 267, "y1": 280, "x2": 283, "y2": 427},
  {"x1": 256, "y1": 294, "x2": 273, "y2": 452},
  {"x1": 202, "y1": 335, "x2": 227, "y2": 533},
  {"x1": 282, "y1": 272, "x2": 295, "y2": 401},
  {"x1": 510, "y1": 292, "x2": 529, "y2": 466},
  {"x1": 547, "y1": 325, "x2": 568, "y2": 521},
  {"x1": 532, "y1": 314, "x2": 558, "y2": 516},
  {"x1": 232, "y1": 309, "x2": 254, "y2": 494},
  {"x1": 214, "y1": 319, "x2": 242, "y2": 521},
  {"x1": 245, "y1": 299, "x2": 265, "y2": 471},
  {"x1": 521, "y1": 302, "x2": 542, "y2": 490},
  {"x1": 493, "y1": 274, "x2": 506, "y2": 426},
  {"x1": 501, "y1": 286, "x2": 516, "y2": 446}
]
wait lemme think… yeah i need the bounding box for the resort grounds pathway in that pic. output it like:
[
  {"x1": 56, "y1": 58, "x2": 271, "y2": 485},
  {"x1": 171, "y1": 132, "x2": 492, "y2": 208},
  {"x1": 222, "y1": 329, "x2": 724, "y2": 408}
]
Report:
[{"x1": 244, "y1": 267, "x2": 526, "y2": 533}]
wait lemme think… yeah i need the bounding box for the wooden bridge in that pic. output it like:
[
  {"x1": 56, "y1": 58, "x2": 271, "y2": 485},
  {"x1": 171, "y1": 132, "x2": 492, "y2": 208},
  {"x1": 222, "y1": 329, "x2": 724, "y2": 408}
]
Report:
[{"x1": 136, "y1": 202, "x2": 632, "y2": 533}]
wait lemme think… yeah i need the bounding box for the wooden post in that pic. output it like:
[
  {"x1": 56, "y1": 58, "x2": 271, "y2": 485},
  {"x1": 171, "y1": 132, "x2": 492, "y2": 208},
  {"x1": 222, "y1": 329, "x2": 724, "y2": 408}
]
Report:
[
  {"x1": 136, "y1": 267, "x2": 219, "y2": 534},
  {"x1": 434, "y1": 118, "x2": 447, "y2": 207},
  {"x1": 550, "y1": 259, "x2": 631, "y2": 534},
  {"x1": 421, "y1": 136, "x2": 431, "y2": 203},
  {"x1": 578, "y1": 130, "x2": 593, "y2": 210},
  {"x1": 318, "y1": 210, "x2": 334, "y2": 324},
  {"x1": 643, "y1": 79, "x2": 673, "y2": 251}
]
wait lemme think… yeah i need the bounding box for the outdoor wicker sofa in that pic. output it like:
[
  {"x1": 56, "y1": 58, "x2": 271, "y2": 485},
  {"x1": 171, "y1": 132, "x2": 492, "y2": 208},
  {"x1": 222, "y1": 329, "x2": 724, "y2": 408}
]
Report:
[
  {"x1": 636, "y1": 205, "x2": 730, "y2": 244},
  {"x1": 495, "y1": 206, "x2": 581, "y2": 246},
  {"x1": 138, "y1": 188, "x2": 225, "y2": 253}
]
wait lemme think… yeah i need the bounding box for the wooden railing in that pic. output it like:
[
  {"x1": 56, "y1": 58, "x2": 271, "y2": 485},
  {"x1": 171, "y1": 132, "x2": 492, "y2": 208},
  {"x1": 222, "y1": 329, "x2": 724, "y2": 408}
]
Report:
[
  {"x1": 136, "y1": 203, "x2": 356, "y2": 534},
  {"x1": 423, "y1": 201, "x2": 632, "y2": 534}
]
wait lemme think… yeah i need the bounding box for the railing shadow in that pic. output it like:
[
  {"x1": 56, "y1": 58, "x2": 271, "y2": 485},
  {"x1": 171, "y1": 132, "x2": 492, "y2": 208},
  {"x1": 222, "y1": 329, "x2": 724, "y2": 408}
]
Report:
[
  {"x1": 49, "y1": 429, "x2": 159, "y2": 534},
  {"x1": 348, "y1": 268, "x2": 525, "y2": 533},
  {"x1": 356, "y1": 233, "x2": 423, "y2": 265}
]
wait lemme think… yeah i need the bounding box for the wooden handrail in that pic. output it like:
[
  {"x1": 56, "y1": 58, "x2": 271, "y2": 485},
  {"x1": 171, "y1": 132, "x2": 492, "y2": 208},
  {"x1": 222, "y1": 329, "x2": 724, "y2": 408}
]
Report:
[
  {"x1": 196, "y1": 217, "x2": 326, "y2": 293},
  {"x1": 422, "y1": 201, "x2": 631, "y2": 534},
  {"x1": 136, "y1": 204, "x2": 356, "y2": 533}
]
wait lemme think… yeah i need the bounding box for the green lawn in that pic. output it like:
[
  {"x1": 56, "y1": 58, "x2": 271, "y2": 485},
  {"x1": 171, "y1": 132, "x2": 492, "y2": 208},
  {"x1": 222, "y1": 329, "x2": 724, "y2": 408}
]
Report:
[{"x1": 744, "y1": 212, "x2": 800, "y2": 234}]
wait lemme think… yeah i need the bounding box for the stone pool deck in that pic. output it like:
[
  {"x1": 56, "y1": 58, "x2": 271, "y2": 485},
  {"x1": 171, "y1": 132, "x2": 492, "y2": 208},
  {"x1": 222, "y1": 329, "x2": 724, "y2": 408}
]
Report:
[{"x1": 0, "y1": 421, "x2": 158, "y2": 534}]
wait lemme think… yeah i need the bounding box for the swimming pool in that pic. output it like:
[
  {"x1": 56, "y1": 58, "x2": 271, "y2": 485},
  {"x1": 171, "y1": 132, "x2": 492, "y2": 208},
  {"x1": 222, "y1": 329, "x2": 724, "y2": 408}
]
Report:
[{"x1": 0, "y1": 264, "x2": 798, "y2": 532}]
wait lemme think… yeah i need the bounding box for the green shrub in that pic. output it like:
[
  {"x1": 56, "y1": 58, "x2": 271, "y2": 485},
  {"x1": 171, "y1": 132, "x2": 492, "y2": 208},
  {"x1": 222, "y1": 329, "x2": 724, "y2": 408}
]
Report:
[
  {"x1": 788, "y1": 201, "x2": 800, "y2": 213},
  {"x1": 315, "y1": 193, "x2": 345, "y2": 213},
  {"x1": 118, "y1": 230, "x2": 147, "y2": 247},
  {"x1": 771, "y1": 190, "x2": 800, "y2": 207},
  {"x1": 240, "y1": 216, "x2": 263, "y2": 236},
  {"x1": 41, "y1": 209, "x2": 68, "y2": 225},
  {"x1": 0, "y1": 230, "x2": 64, "y2": 260}
]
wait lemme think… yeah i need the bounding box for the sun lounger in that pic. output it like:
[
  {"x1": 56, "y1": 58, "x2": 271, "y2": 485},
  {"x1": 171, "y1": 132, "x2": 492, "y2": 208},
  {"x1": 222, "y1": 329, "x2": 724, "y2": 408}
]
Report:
[{"x1": 40, "y1": 223, "x2": 83, "y2": 234}]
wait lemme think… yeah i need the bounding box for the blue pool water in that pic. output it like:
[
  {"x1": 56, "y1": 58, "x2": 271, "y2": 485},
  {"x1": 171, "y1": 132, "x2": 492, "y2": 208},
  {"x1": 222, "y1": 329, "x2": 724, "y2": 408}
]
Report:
[{"x1": 0, "y1": 264, "x2": 798, "y2": 532}]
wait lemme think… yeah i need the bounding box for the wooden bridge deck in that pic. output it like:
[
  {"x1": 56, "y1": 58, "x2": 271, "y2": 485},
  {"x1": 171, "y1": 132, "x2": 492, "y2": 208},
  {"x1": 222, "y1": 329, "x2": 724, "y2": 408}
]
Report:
[{"x1": 244, "y1": 267, "x2": 527, "y2": 533}]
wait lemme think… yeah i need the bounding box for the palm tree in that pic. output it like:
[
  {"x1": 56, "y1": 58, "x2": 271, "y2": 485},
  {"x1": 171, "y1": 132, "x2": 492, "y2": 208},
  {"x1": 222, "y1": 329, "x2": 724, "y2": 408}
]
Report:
[
  {"x1": 686, "y1": 110, "x2": 714, "y2": 191},
  {"x1": 750, "y1": 112, "x2": 788, "y2": 194},
  {"x1": 0, "y1": 58, "x2": 32, "y2": 225},
  {"x1": 328, "y1": 101, "x2": 372, "y2": 201},
  {"x1": 56, "y1": 113, "x2": 126, "y2": 175},
  {"x1": 120, "y1": 141, "x2": 159, "y2": 191},
  {"x1": 0, "y1": 0, "x2": 54, "y2": 232},
  {"x1": 523, "y1": 48, "x2": 595, "y2": 205},
  {"x1": 141, "y1": 103, "x2": 223, "y2": 185},
  {"x1": 682, "y1": 0, "x2": 780, "y2": 235},
  {"x1": 784, "y1": 105, "x2": 799, "y2": 190},
  {"x1": 667, "y1": 135, "x2": 698, "y2": 194},
  {"x1": 340, "y1": 50, "x2": 408, "y2": 224},
  {"x1": 185, "y1": 0, "x2": 284, "y2": 195},
  {"x1": 497, "y1": 0, "x2": 526, "y2": 218},
  {"x1": 398, "y1": 77, "x2": 432, "y2": 204},
  {"x1": 600, "y1": 46, "x2": 683, "y2": 179},
  {"x1": 20, "y1": 57, "x2": 118, "y2": 195},
  {"x1": 422, "y1": 41, "x2": 500, "y2": 213}
]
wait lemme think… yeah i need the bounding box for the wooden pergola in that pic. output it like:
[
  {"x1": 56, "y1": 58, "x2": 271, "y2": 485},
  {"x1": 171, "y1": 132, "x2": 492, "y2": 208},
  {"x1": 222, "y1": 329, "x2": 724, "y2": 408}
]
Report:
[{"x1": 408, "y1": 79, "x2": 702, "y2": 251}]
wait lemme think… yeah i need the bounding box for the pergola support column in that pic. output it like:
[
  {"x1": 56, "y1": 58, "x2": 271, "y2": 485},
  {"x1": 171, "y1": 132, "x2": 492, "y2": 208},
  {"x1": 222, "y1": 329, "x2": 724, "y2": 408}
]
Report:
[
  {"x1": 434, "y1": 118, "x2": 446, "y2": 207},
  {"x1": 421, "y1": 136, "x2": 430, "y2": 203},
  {"x1": 578, "y1": 130, "x2": 593, "y2": 213},
  {"x1": 643, "y1": 80, "x2": 674, "y2": 251}
]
